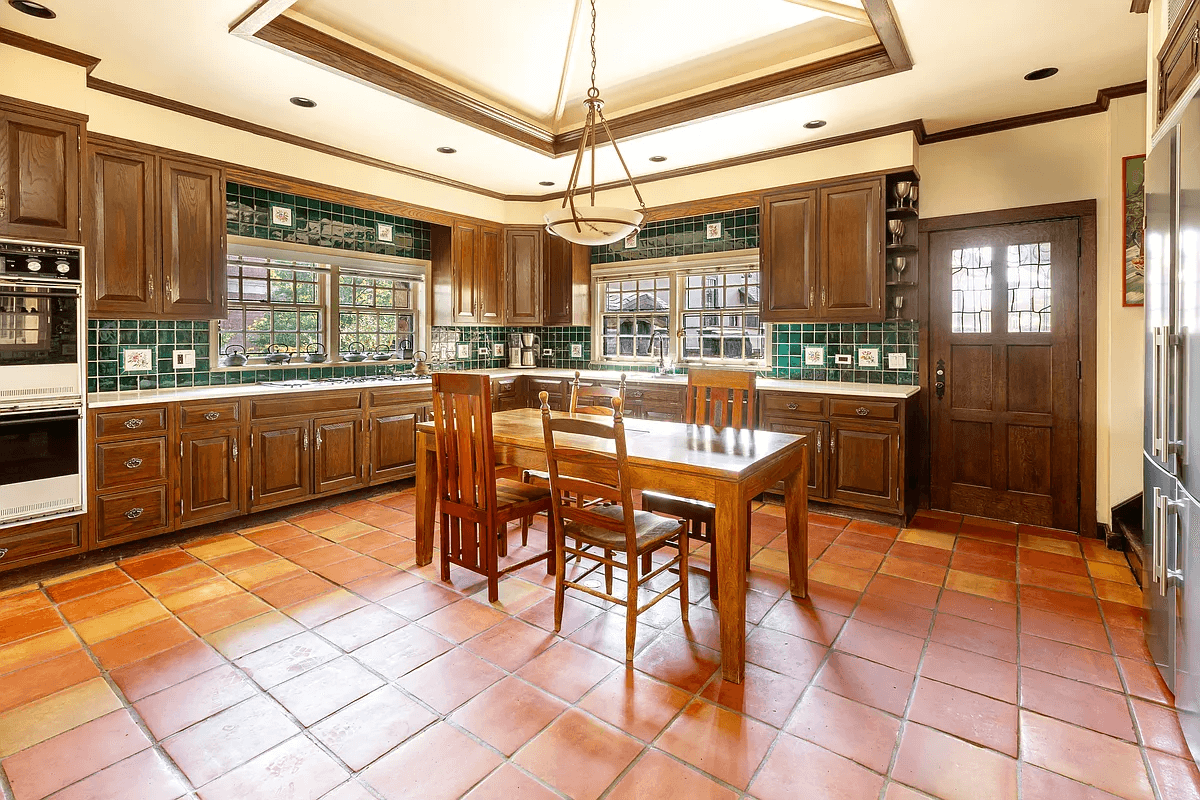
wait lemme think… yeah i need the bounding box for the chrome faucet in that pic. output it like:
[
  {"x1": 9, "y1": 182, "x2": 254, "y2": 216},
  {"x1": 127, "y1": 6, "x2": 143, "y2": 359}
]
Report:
[{"x1": 649, "y1": 330, "x2": 670, "y2": 374}]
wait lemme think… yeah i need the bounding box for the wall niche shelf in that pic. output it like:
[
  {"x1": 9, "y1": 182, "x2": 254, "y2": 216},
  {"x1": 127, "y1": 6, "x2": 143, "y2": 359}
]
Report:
[{"x1": 884, "y1": 171, "x2": 919, "y2": 322}]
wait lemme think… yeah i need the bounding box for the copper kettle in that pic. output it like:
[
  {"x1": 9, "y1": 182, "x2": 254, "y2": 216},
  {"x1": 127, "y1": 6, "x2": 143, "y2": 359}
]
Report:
[{"x1": 412, "y1": 350, "x2": 430, "y2": 377}]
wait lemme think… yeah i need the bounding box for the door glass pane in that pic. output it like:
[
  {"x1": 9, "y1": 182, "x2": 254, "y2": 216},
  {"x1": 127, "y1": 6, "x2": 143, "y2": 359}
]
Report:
[
  {"x1": 1007, "y1": 243, "x2": 1052, "y2": 332},
  {"x1": 951, "y1": 247, "x2": 993, "y2": 333}
]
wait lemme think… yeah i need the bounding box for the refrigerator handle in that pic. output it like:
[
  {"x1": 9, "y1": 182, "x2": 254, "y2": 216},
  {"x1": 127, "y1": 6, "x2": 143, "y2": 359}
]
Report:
[
  {"x1": 1153, "y1": 327, "x2": 1168, "y2": 460},
  {"x1": 1171, "y1": 331, "x2": 1187, "y2": 465},
  {"x1": 1154, "y1": 488, "x2": 1166, "y2": 596},
  {"x1": 1167, "y1": 498, "x2": 1186, "y2": 585}
]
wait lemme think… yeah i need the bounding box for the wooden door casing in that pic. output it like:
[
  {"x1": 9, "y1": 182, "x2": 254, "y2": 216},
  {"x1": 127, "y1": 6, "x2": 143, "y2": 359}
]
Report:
[
  {"x1": 761, "y1": 189, "x2": 818, "y2": 320},
  {"x1": 830, "y1": 420, "x2": 900, "y2": 510},
  {"x1": 251, "y1": 421, "x2": 310, "y2": 509},
  {"x1": 369, "y1": 406, "x2": 424, "y2": 483},
  {"x1": 88, "y1": 145, "x2": 158, "y2": 316},
  {"x1": 0, "y1": 108, "x2": 81, "y2": 243},
  {"x1": 180, "y1": 429, "x2": 242, "y2": 527},
  {"x1": 505, "y1": 227, "x2": 543, "y2": 325},
  {"x1": 929, "y1": 220, "x2": 1081, "y2": 529},
  {"x1": 314, "y1": 414, "x2": 364, "y2": 494},
  {"x1": 160, "y1": 158, "x2": 225, "y2": 319},
  {"x1": 820, "y1": 179, "x2": 884, "y2": 321}
]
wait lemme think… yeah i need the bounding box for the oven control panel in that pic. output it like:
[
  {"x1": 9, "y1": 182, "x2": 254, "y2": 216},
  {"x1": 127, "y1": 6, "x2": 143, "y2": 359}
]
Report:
[{"x1": 0, "y1": 240, "x2": 82, "y2": 282}]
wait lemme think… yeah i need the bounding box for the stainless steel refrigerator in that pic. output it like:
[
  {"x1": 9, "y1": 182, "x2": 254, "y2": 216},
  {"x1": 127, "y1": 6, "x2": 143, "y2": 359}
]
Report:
[{"x1": 1145, "y1": 96, "x2": 1200, "y2": 761}]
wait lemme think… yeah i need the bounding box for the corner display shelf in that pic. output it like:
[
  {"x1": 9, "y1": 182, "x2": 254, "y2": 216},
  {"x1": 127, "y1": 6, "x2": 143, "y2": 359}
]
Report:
[{"x1": 884, "y1": 170, "x2": 919, "y2": 322}]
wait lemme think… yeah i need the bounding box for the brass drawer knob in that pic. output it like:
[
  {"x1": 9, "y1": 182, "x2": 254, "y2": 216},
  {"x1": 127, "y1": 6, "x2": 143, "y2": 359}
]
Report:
[
  {"x1": 124, "y1": 457, "x2": 143, "y2": 469},
  {"x1": 204, "y1": 411, "x2": 220, "y2": 421},
  {"x1": 0, "y1": 548, "x2": 8, "y2": 559},
  {"x1": 124, "y1": 507, "x2": 144, "y2": 520},
  {"x1": 856, "y1": 407, "x2": 870, "y2": 416},
  {"x1": 124, "y1": 418, "x2": 144, "y2": 429},
  {"x1": 787, "y1": 402, "x2": 798, "y2": 410}
]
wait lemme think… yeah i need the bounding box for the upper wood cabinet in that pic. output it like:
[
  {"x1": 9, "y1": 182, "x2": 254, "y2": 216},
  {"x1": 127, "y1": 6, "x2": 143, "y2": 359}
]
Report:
[
  {"x1": 505, "y1": 227, "x2": 543, "y2": 325},
  {"x1": 0, "y1": 99, "x2": 83, "y2": 244},
  {"x1": 1158, "y1": 0, "x2": 1200, "y2": 123},
  {"x1": 88, "y1": 140, "x2": 227, "y2": 320},
  {"x1": 478, "y1": 225, "x2": 504, "y2": 323},
  {"x1": 432, "y1": 219, "x2": 504, "y2": 325},
  {"x1": 760, "y1": 176, "x2": 884, "y2": 322},
  {"x1": 544, "y1": 234, "x2": 591, "y2": 326}
]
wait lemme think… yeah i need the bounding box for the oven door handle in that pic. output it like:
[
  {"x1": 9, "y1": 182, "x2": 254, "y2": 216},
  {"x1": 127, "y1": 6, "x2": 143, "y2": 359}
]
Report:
[
  {"x1": 0, "y1": 409, "x2": 82, "y2": 426},
  {"x1": 0, "y1": 283, "x2": 81, "y2": 297}
]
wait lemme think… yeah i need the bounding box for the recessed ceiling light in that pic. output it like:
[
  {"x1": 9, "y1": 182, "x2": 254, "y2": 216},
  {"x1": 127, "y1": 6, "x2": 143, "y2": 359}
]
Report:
[
  {"x1": 804, "y1": 120, "x2": 827, "y2": 129},
  {"x1": 289, "y1": 97, "x2": 316, "y2": 108},
  {"x1": 649, "y1": 155, "x2": 667, "y2": 163},
  {"x1": 539, "y1": 181, "x2": 555, "y2": 186},
  {"x1": 8, "y1": 1, "x2": 56, "y2": 18},
  {"x1": 436, "y1": 146, "x2": 457, "y2": 154},
  {"x1": 1024, "y1": 67, "x2": 1059, "y2": 81}
]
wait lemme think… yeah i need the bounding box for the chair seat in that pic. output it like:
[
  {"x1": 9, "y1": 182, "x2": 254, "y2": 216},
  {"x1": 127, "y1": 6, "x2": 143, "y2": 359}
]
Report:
[
  {"x1": 564, "y1": 505, "x2": 685, "y2": 554},
  {"x1": 522, "y1": 469, "x2": 550, "y2": 486},
  {"x1": 496, "y1": 477, "x2": 551, "y2": 509},
  {"x1": 641, "y1": 490, "x2": 716, "y2": 523}
]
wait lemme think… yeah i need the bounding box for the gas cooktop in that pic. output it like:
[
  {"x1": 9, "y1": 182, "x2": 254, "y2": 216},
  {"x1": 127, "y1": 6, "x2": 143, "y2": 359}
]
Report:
[{"x1": 258, "y1": 373, "x2": 428, "y2": 389}]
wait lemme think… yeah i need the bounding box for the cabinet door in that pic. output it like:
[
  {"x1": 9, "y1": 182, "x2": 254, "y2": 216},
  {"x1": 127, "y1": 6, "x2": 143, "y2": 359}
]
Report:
[
  {"x1": 820, "y1": 179, "x2": 884, "y2": 321},
  {"x1": 829, "y1": 420, "x2": 899, "y2": 511},
  {"x1": 369, "y1": 405, "x2": 423, "y2": 483},
  {"x1": 180, "y1": 429, "x2": 241, "y2": 527},
  {"x1": 453, "y1": 221, "x2": 479, "y2": 322},
  {"x1": 543, "y1": 234, "x2": 574, "y2": 325},
  {"x1": 478, "y1": 225, "x2": 504, "y2": 324},
  {"x1": 315, "y1": 414, "x2": 364, "y2": 494},
  {"x1": 0, "y1": 109, "x2": 81, "y2": 243},
  {"x1": 88, "y1": 145, "x2": 158, "y2": 317},
  {"x1": 505, "y1": 227, "x2": 543, "y2": 325},
  {"x1": 160, "y1": 158, "x2": 226, "y2": 319},
  {"x1": 251, "y1": 421, "x2": 310, "y2": 509},
  {"x1": 760, "y1": 189, "x2": 817, "y2": 320},
  {"x1": 765, "y1": 419, "x2": 828, "y2": 499},
  {"x1": 528, "y1": 378, "x2": 564, "y2": 410}
]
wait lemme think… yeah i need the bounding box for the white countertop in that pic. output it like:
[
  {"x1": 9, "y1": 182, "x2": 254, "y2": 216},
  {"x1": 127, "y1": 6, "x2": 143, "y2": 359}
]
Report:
[{"x1": 87, "y1": 369, "x2": 919, "y2": 408}]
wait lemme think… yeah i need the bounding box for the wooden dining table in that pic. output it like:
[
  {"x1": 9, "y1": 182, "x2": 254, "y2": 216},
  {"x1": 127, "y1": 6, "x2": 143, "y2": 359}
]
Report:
[{"x1": 413, "y1": 407, "x2": 809, "y2": 684}]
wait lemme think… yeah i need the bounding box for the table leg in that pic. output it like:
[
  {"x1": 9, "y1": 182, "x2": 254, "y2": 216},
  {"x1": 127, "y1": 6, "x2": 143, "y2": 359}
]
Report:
[
  {"x1": 714, "y1": 481, "x2": 746, "y2": 684},
  {"x1": 415, "y1": 431, "x2": 436, "y2": 567},
  {"x1": 783, "y1": 443, "x2": 809, "y2": 598}
]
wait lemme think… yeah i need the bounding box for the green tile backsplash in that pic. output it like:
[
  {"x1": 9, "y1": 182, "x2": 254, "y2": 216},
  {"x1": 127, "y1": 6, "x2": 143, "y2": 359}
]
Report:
[
  {"x1": 591, "y1": 207, "x2": 758, "y2": 264},
  {"x1": 226, "y1": 182, "x2": 431, "y2": 260},
  {"x1": 769, "y1": 321, "x2": 919, "y2": 385}
]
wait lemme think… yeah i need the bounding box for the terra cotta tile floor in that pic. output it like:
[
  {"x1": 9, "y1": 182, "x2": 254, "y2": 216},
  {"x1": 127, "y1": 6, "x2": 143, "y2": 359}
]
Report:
[{"x1": 0, "y1": 478, "x2": 1197, "y2": 800}]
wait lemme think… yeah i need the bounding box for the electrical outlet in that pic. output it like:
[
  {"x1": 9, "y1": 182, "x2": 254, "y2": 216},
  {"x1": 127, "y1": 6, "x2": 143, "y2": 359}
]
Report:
[
  {"x1": 888, "y1": 352, "x2": 908, "y2": 369},
  {"x1": 834, "y1": 353, "x2": 852, "y2": 366},
  {"x1": 173, "y1": 349, "x2": 196, "y2": 370},
  {"x1": 493, "y1": 343, "x2": 504, "y2": 357},
  {"x1": 571, "y1": 344, "x2": 583, "y2": 358},
  {"x1": 478, "y1": 347, "x2": 489, "y2": 357},
  {"x1": 542, "y1": 348, "x2": 553, "y2": 358}
]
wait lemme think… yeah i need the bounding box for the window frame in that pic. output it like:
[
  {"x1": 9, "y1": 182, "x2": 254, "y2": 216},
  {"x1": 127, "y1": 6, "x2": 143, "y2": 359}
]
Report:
[
  {"x1": 336, "y1": 272, "x2": 418, "y2": 354},
  {"x1": 219, "y1": 257, "x2": 328, "y2": 359}
]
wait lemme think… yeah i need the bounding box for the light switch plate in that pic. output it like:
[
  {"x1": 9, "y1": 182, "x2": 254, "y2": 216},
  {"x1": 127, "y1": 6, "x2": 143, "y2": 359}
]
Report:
[
  {"x1": 542, "y1": 348, "x2": 554, "y2": 357},
  {"x1": 857, "y1": 347, "x2": 880, "y2": 368},
  {"x1": 123, "y1": 348, "x2": 153, "y2": 372},
  {"x1": 478, "y1": 347, "x2": 490, "y2": 357},
  {"x1": 571, "y1": 344, "x2": 583, "y2": 358},
  {"x1": 493, "y1": 343, "x2": 505, "y2": 357},
  {"x1": 834, "y1": 353, "x2": 852, "y2": 366},
  {"x1": 804, "y1": 346, "x2": 825, "y2": 366},
  {"x1": 172, "y1": 349, "x2": 196, "y2": 370},
  {"x1": 888, "y1": 352, "x2": 908, "y2": 369}
]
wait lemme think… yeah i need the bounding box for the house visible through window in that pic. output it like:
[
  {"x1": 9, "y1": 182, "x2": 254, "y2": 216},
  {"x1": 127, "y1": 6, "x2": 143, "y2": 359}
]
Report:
[
  {"x1": 600, "y1": 277, "x2": 670, "y2": 360},
  {"x1": 681, "y1": 271, "x2": 764, "y2": 360}
]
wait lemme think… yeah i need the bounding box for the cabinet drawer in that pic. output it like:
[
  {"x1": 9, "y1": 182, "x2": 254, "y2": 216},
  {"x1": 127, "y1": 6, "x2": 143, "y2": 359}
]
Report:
[
  {"x1": 96, "y1": 438, "x2": 167, "y2": 490},
  {"x1": 95, "y1": 485, "x2": 170, "y2": 544},
  {"x1": 251, "y1": 392, "x2": 361, "y2": 420},
  {"x1": 368, "y1": 386, "x2": 432, "y2": 408},
  {"x1": 494, "y1": 378, "x2": 518, "y2": 396},
  {"x1": 829, "y1": 398, "x2": 899, "y2": 422},
  {"x1": 761, "y1": 393, "x2": 825, "y2": 417},
  {"x1": 0, "y1": 515, "x2": 83, "y2": 570},
  {"x1": 180, "y1": 401, "x2": 239, "y2": 429},
  {"x1": 94, "y1": 407, "x2": 168, "y2": 439},
  {"x1": 626, "y1": 385, "x2": 684, "y2": 404}
]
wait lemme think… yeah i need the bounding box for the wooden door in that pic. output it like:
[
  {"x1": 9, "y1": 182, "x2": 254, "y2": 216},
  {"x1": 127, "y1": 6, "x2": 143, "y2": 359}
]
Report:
[
  {"x1": 160, "y1": 158, "x2": 225, "y2": 319},
  {"x1": 369, "y1": 405, "x2": 423, "y2": 483},
  {"x1": 505, "y1": 227, "x2": 543, "y2": 324},
  {"x1": 830, "y1": 420, "x2": 899, "y2": 510},
  {"x1": 453, "y1": 221, "x2": 479, "y2": 322},
  {"x1": 930, "y1": 220, "x2": 1081, "y2": 529},
  {"x1": 180, "y1": 429, "x2": 241, "y2": 527},
  {"x1": 314, "y1": 414, "x2": 364, "y2": 494},
  {"x1": 760, "y1": 189, "x2": 818, "y2": 320},
  {"x1": 765, "y1": 419, "x2": 827, "y2": 498},
  {"x1": 820, "y1": 179, "x2": 884, "y2": 321},
  {"x1": 543, "y1": 234, "x2": 574, "y2": 325},
  {"x1": 478, "y1": 225, "x2": 504, "y2": 324},
  {"x1": 0, "y1": 109, "x2": 81, "y2": 243},
  {"x1": 88, "y1": 145, "x2": 158, "y2": 317},
  {"x1": 251, "y1": 421, "x2": 310, "y2": 509}
]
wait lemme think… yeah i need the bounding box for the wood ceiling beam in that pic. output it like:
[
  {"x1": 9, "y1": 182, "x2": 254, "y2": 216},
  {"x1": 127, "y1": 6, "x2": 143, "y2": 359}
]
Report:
[
  {"x1": 229, "y1": 0, "x2": 299, "y2": 35},
  {"x1": 781, "y1": 0, "x2": 872, "y2": 26}
]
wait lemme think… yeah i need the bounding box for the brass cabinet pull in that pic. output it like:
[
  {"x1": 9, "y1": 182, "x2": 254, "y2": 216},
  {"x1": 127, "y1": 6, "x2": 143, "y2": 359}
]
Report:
[
  {"x1": 822, "y1": 288, "x2": 827, "y2": 307},
  {"x1": 817, "y1": 430, "x2": 822, "y2": 453},
  {"x1": 787, "y1": 402, "x2": 798, "y2": 410},
  {"x1": 809, "y1": 287, "x2": 815, "y2": 308},
  {"x1": 316, "y1": 429, "x2": 323, "y2": 450},
  {"x1": 0, "y1": 548, "x2": 7, "y2": 559},
  {"x1": 232, "y1": 439, "x2": 238, "y2": 462},
  {"x1": 204, "y1": 411, "x2": 220, "y2": 421},
  {"x1": 124, "y1": 457, "x2": 143, "y2": 469},
  {"x1": 165, "y1": 276, "x2": 172, "y2": 298},
  {"x1": 0, "y1": 188, "x2": 6, "y2": 220},
  {"x1": 124, "y1": 507, "x2": 144, "y2": 520},
  {"x1": 303, "y1": 430, "x2": 309, "y2": 451},
  {"x1": 148, "y1": 277, "x2": 154, "y2": 300},
  {"x1": 856, "y1": 407, "x2": 870, "y2": 416},
  {"x1": 124, "y1": 418, "x2": 144, "y2": 429}
]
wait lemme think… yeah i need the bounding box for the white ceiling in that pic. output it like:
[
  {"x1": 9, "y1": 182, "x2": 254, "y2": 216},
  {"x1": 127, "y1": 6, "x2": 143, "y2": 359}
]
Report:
[{"x1": 0, "y1": 0, "x2": 1148, "y2": 198}]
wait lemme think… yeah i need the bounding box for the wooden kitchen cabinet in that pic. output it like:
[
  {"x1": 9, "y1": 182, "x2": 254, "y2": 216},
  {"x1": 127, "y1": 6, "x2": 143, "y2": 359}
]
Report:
[
  {"x1": 250, "y1": 420, "x2": 311, "y2": 510},
  {"x1": 368, "y1": 405, "x2": 424, "y2": 484},
  {"x1": 0, "y1": 514, "x2": 85, "y2": 571},
  {"x1": 88, "y1": 137, "x2": 226, "y2": 320},
  {"x1": 625, "y1": 384, "x2": 685, "y2": 422},
  {"x1": 314, "y1": 414, "x2": 364, "y2": 495},
  {"x1": 527, "y1": 377, "x2": 566, "y2": 410},
  {"x1": 829, "y1": 419, "x2": 900, "y2": 511},
  {"x1": 478, "y1": 224, "x2": 504, "y2": 324},
  {"x1": 493, "y1": 377, "x2": 522, "y2": 412},
  {"x1": 179, "y1": 428, "x2": 242, "y2": 527},
  {"x1": 761, "y1": 189, "x2": 817, "y2": 320},
  {"x1": 432, "y1": 219, "x2": 504, "y2": 325},
  {"x1": 764, "y1": 418, "x2": 828, "y2": 499},
  {"x1": 0, "y1": 98, "x2": 84, "y2": 244},
  {"x1": 505, "y1": 227, "x2": 543, "y2": 325},
  {"x1": 544, "y1": 234, "x2": 591, "y2": 326}
]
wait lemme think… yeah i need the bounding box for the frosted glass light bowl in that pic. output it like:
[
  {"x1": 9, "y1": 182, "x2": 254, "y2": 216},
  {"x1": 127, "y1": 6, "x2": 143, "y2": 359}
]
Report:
[{"x1": 544, "y1": 206, "x2": 643, "y2": 246}]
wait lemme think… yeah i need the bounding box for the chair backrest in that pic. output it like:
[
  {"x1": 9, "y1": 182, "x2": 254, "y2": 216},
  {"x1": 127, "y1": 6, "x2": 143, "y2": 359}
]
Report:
[
  {"x1": 569, "y1": 371, "x2": 627, "y2": 416},
  {"x1": 685, "y1": 368, "x2": 757, "y2": 429},
  {"x1": 539, "y1": 391, "x2": 637, "y2": 553},
  {"x1": 431, "y1": 372, "x2": 497, "y2": 522}
]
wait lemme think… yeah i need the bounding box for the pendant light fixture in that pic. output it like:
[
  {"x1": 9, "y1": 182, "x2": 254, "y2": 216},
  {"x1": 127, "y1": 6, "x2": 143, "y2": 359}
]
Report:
[{"x1": 544, "y1": 0, "x2": 646, "y2": 246}]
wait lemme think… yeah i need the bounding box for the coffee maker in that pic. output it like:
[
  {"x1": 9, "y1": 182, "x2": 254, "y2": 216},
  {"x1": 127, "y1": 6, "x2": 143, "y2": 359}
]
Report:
[{"x1": 507, "y1": 332, "x2": 540, "y2": 368}]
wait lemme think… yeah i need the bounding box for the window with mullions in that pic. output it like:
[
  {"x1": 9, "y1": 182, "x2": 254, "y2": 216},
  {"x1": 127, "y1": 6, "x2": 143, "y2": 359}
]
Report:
[
  {"x1": 338, "y1": 274, "x2": 415, "y2": 352},
  {"x1": 599, "y1": 277, "x2": 670, "y2": 359},
  {"x1": 680, "y1": 271, "x2": 764, "y2": 361},
  {"x1": 219, "y1": 260, "x2": 323, "y2": 355}
]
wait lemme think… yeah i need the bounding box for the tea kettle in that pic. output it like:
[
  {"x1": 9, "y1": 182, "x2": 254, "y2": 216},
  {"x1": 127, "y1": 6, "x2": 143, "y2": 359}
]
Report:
[{"x1": 412, "y1": 350, "x2": 430, "y2": 377}]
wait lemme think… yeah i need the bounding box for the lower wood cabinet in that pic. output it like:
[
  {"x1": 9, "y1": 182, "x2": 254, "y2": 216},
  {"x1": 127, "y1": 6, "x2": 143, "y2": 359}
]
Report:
[
  {"x1": 0, "y1": 514, "x2": 84, "y2": 571},
  {"x1": 250, "y1": 420, "x2": 311, "y2": 511},
  {"x1": 95, "y1": 484, "x2": 171, "y2": 546},
  {"x1": 314, "y1": 414, "x2": 365, "y2": 495},
  {"x1": 527, "y1": 378, "x2": 566, "y2": 411},
  {"x1": 369, "y1": 405, "x2": 425, "y2": 484},
  {"x1": 764, "y1": 418, "x2": 828, "y2": 499},
  {"x1": 829, "y1": 419, "x2": 900, "y2": 511},
  {"x1": 180, "y1": 428, "x2": 242, "y2": 528}
]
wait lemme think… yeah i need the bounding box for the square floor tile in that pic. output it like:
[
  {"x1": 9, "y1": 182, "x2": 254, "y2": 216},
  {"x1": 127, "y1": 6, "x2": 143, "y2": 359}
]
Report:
[
  {"x1": 814, "y1": 651, "x2": 914, "y2": 716},
  {"x1": 750, "y1": 734, "x2": 885, "y2": 800},
  {"x1": 196, "y1": 734, "x2": 347, "y2": 800},
  {"x1": 1020, "y1": 709, "x2": 1153, "y2": 800},
  {"x1": 310, "y1": 685, "x2": 437, "y2": 770},
  {"x1": 267, "y1": 656, "x2": 384, "y2": 726},
  {"x1": 785, "y1": 686, "x2": 901, "y2": 773},
  {"x1": 517, "y1": 640, "x2": 619, "y2": 702},
  {"x1": 1020, "y1": 667, "x2": 1135, "y2": 741},
  {"x1": 607, "y1": 749, "x2": 736, "y2": 800},
  {"x1": 515, "y1": 708, "x2": 644, "y2": 800},
  {"x1": 908, "y1": 677, "x2": 1018, "y2": 757},
  {"x1": 892, "y1": 721, "x2": 1017, "y2": 800},
  {"x1": 656, "y1": 700, "x2": 775, "y2": 789},
  {"x1": 162, "y1": 694, "x2": 298, "y2": 786},
  {"x1": 351, "y1": 625, "x2": 454, "y2": 680},
  {"x1": 361, "y1": 722, "x2": 502, "y2": 800},
  {"x1": 233, "y1": 631, "x2": 341, "y2": 689},
  {"x1": 397, "y1": 647, "x2": 504, "y2": 714},
  {"x1": 450, "y1": 675, "x2": 566, "y2": 755}
]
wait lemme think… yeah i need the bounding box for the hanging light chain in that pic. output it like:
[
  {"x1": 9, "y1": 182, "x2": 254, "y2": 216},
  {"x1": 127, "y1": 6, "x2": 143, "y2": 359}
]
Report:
[{"x1": 589, "y1": 0, "x2": 598, "y2": 98}]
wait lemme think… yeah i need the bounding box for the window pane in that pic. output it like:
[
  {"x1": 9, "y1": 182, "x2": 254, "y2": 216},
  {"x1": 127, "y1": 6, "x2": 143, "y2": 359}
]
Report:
[
  {"x1": 1006, "y1": 242, "x2": 1052, "y2": 332},
  {"x1": 951, "y1": 247, "x2": 993, "y2": 333}
]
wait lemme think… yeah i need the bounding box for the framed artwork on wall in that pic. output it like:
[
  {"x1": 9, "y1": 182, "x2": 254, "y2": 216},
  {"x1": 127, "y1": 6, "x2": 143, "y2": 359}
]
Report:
[{"x1": 1123, "y1": 154, "x2": 1145, "y2": 307}]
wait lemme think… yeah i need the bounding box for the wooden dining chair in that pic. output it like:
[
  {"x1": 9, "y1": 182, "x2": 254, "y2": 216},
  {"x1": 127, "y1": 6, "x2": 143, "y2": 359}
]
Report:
[
  {"x1": 431, "y1": 373, "x2": 553, "y2": 602},
  {"x1": 518, "y1": 371, "x2": 626, "y2": 546},
  {"x1": 539, "y1": 391, "x2": 689, "y2": 660},
  {"x1": 641, "y1": 368, "x2": 757, "y2": 606}
]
